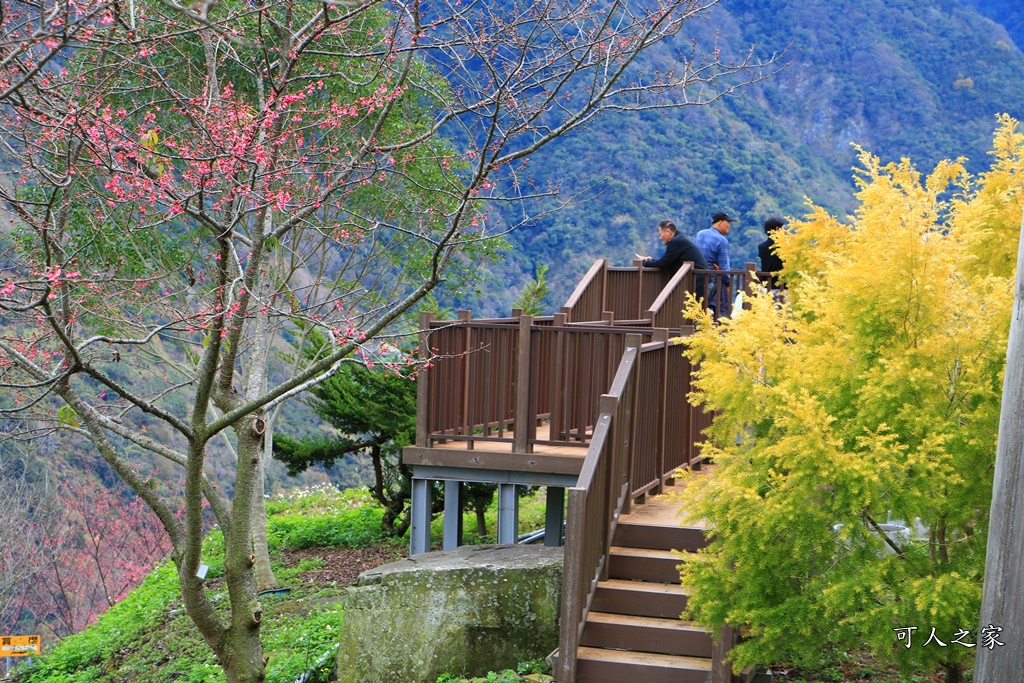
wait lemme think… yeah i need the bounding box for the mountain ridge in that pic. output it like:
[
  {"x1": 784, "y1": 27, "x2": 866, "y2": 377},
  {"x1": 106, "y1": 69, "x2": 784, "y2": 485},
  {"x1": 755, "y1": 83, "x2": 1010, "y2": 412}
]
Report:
[{"x1": 465, "y1": 0, "x2": 1024, "y2": 315}]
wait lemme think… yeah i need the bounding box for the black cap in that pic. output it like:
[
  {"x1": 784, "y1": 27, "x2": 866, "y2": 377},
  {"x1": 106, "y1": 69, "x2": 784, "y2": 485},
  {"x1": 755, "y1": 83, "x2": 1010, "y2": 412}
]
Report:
[
  {"x1": 712, "y1": 211, "x2": 734, "y2": 223},
  {"x1": 763, "y1": 216, "x2": 785, "y2": 233}
]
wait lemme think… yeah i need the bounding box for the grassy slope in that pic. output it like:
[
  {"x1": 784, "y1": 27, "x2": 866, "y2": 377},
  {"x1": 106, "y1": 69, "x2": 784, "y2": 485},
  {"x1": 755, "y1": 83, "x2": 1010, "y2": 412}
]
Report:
[
  {"x1": 12, "y1": 487, "x2": 553, "y2": 683},
  {"x1": 11, "y1": 483, "x2": 962, "y2": 683}
]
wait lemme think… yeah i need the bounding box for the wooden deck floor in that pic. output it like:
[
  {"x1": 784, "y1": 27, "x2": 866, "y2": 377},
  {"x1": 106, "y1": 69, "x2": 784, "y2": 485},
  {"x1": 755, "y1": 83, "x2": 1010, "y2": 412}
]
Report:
[
  {"x1": 426, "y1": 422, "x2": 589, "y2": 457},
  {"x1": 404, "y1": 423, "x2": 589, "y2": 481}
]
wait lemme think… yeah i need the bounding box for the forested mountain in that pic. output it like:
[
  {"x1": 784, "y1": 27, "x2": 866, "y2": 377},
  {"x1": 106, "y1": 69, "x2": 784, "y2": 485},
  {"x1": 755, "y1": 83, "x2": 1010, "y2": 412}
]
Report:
[
  {"x1": 965, "y1": 0, "x2": 1024, "y2": 50},
  {"x1": 467, "y1": 0, "x2": 1024, "y2": 315}
]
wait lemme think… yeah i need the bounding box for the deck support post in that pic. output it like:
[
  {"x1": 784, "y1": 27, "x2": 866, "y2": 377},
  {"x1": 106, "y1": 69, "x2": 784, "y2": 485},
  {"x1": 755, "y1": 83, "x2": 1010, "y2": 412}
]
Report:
[
  {"x1": 410, "y1": 477, "x2": 433, "y2": 555},
  {"x1": 497, "y1": 483, "x2": 519, "y2": 544},
  {"x1": 443, "y1": 480, "x2": 464, "y2": 550},
  {"x1": 545, "y1": 486, "x2": 565, "y2": 547}
]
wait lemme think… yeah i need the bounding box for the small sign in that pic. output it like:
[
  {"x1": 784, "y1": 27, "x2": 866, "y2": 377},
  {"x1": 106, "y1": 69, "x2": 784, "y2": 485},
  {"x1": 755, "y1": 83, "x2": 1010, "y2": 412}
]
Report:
[
  {"x1": 196, "y1": 563, "x2": 209, "y2": 580},
  {"x1": 1, "y1": 635, "x2": 42, "y2": 657}
]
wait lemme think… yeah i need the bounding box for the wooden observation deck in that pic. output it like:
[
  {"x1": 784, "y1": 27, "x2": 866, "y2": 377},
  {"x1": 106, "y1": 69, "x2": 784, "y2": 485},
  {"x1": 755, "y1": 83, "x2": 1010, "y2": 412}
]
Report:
[{"x1": 403, "y1": 258, "x2": 765, "y2": 683}]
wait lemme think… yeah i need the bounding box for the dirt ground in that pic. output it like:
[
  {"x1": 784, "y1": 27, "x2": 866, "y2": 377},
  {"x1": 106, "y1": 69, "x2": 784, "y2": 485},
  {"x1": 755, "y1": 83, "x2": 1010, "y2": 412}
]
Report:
[{"x1": 283, "y1": 545, "x2": 408, "y2": 587}]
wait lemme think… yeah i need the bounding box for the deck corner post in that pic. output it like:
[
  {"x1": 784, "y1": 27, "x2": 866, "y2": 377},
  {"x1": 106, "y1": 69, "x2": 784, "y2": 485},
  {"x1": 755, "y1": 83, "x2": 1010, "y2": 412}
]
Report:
[
  {"x1": 514, "y1": 315, "x2": 534, "y2": 454},
  {"x1": 744, "y1": 261, "x2": 759, "y2": 310}
]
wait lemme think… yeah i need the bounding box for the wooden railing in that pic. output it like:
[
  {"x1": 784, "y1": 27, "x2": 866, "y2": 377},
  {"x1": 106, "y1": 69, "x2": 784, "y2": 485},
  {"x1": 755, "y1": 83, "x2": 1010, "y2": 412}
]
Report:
[
  {"x1": 418, "y1": 311, "x2": 666, "y2": 450},
  {"x1": 557, "y1": 334, "x2": 714, "y2": 682},
  {"x1": 414, "y1": 256, "x2": 752, "y2": 681},
  {"x1": 644, "y1": 261, "x2": 697, "y2": 330},
  {"x1": 562, "y1": 259, "x2": 608, "y2": 323},
  {"x1": 694, "y1": 262, "x2": 767, "y2": 320},
  {"x1": 562, "y1": 258, "x2": 699, "y2": 325},
  {"x1": 558, "y1": 340, "x2": 639, "y2": 683}
]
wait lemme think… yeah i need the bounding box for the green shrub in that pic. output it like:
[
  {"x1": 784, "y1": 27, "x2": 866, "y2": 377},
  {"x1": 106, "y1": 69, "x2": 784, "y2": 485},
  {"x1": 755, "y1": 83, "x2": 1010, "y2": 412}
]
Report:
[{"x1": 268, "y1": 504, "x2": 387, "y2": 549}]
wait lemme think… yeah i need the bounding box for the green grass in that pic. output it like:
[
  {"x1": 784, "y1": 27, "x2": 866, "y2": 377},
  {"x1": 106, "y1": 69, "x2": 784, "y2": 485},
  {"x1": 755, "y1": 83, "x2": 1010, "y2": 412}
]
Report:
[
  {"x1": 16, "y1": 484, "x2": 390, "y2": 683},
  {"x1": 16, "y1": 484, "x2": 557, "y2": 683}
]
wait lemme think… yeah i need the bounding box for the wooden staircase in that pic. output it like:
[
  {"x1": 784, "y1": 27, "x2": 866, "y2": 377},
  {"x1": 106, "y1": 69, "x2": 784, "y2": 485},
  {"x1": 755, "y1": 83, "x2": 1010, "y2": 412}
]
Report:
[{"x1": 573, "y1": 517, "x2": 715, "y2": 683}]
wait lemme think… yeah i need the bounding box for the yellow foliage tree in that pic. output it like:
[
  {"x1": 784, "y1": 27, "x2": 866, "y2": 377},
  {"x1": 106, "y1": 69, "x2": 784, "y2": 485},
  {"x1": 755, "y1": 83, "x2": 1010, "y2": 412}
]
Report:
[{"x1": 679, "y1": 115, "x2": 1024, "y2": 681}]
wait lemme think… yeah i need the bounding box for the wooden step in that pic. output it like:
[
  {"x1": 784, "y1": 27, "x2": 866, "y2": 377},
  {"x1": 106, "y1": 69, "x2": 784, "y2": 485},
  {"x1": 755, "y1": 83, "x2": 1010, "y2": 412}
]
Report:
[
  {"x1": 613, "y1": 521, "x2": 711, "y2": 552},
  {"x1": 608, "y1": 546, "x2": 689, "y2": 583},
  {"x1": 591, "y1": 579, "x2": 690, "y2": 619},
  {"x1": 575, "y1": 646, "x2": 711, "y2": 683},
  {"x1": 582, "y1": 611, "x2": 713, "y2": 657}
]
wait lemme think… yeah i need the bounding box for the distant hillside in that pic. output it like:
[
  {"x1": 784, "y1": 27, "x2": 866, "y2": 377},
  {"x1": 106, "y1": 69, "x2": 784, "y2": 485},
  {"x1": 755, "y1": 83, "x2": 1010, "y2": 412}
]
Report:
[
  {"x1": 966, "y1": 0, "x2": 1024, "y2": 50},
  {"x1": 468, "y1": 0, "x2": 1024, "y2": 315}
]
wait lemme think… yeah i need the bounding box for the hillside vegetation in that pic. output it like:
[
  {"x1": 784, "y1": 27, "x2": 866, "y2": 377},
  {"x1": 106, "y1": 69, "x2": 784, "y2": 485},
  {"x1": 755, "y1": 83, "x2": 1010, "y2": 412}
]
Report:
[
  {"x1": 10, "y1": 486, "x2": 555, "y2": 683},
  {"x1": 474, "y1": 0, "x2": 1024, "y2": 315}
]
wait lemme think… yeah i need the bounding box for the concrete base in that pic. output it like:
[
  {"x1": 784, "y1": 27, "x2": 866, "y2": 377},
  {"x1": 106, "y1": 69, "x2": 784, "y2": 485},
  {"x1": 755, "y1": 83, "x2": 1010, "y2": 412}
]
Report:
[{"x1": 335, "y1": 545, "x2": 563, "y2": 683}]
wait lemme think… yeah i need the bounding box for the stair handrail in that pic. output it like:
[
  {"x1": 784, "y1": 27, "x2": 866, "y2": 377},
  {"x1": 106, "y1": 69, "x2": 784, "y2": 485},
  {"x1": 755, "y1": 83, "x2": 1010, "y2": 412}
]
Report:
[
  {"x1": 561, "y1": 258, "x2": 607, "y2": 322},
  {"x1": 557, "y1": 335, "x2": 641, "y2": 683},
  {"x1": 643, "y1": 261, "x2": 696, "y2": 329}
]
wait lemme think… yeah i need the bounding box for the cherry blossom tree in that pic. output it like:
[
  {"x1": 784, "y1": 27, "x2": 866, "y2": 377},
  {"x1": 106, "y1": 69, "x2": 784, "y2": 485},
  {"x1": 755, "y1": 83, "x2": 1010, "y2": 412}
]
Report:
[
  {"x1": 0, "y1": 0, "x2": 119, "y2": 104},
  {"x1": 1, "y1": 460, "x2": 171, "y2": 639},
  {"x1": 0, "y1": 0, "x2": 777, "y2": 680},
  {"x1": 0, "y1": 458, "x2": 66, "y2": 635}
]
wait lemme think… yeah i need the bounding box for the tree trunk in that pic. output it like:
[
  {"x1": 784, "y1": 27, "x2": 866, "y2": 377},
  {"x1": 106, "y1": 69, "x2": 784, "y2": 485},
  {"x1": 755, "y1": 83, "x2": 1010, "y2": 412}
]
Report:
[
  {"x1": 475, "y1": 504, "x2": 488, "y2": 537},
  {"x1": 975, "y1": 216, "x2": 1024, "y2": 682},
  {"x1": 253, "y1": 421, "x2": 278, "y2": 592},
  {"x1": 247, "y1": 271, "x2": 279, "y2": 593},
  {"x1": 218, "y1": 423, "x2": 268, "y2": 683}
]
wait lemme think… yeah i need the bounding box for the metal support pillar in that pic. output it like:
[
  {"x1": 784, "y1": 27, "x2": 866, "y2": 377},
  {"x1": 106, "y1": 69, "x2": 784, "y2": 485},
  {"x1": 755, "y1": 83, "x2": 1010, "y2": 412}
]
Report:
[
  {"x1": 497, "y1": 483, "x2": 519, "y2": 544},
  {"x1": 545, "y1": 486, "x2": 565, "y2": 547},
  {"x1": 443, "y1": 480, "x2": 464, "y2": 550},
  {"x1": 410, "y1": 477, "x2": 433, "y2": 555}
]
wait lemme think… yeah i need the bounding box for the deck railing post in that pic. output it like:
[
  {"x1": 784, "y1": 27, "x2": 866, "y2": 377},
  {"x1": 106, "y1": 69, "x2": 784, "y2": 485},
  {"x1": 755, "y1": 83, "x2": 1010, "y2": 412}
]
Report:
[
  {"x1": 598, "y1": 392, "x2": 619, "y2": 570},
  {"x1": 416, "y1": 311, "x2": 434, "y2": 448},
  {"x1": 712, "y1": 624, "x2": 737, "y2": 683},
  {"x1": 559, "y1": 488, "x2": 585, "y2": 683},
  {"x1": 514, "y1": 314, "x2": 534, "y2": 453},
  {"x1": 459, "y1": 310, "x2": 473, "y2": 445},
  {"x1": 653, "y1": 329, "x2": 669, "y2": 492},
  {"x1": 551, "y1": 313, "x2": 567, "y2": 440},
  {"x1": 744, "y1": 261, "x2": 758, "y2": 311},
  {"x1": 623, "y1": 334, "x2": 642, "y2": 513}
]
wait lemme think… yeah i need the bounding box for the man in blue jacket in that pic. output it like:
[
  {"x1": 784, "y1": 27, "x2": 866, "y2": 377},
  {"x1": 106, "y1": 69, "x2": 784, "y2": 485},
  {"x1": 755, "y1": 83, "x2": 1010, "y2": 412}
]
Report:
[
  {"x1": 696, "y1": 211, "x2": 734, "y2": 316},
  {"x1": 636, "y1": 220, "x2": 707, "y2": 299}
]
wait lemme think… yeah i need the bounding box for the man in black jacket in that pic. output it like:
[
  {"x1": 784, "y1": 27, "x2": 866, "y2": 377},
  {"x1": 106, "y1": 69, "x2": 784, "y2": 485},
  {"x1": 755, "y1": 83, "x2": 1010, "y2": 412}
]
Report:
[
  {"x1": 758, "y1": 215, "x2": 786, "y2": 292},
  {"x1": 636, "y1": 219, "x2": 708, "y2": 298}
]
